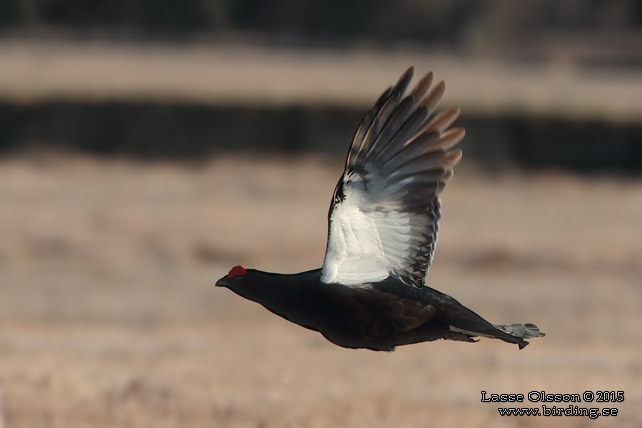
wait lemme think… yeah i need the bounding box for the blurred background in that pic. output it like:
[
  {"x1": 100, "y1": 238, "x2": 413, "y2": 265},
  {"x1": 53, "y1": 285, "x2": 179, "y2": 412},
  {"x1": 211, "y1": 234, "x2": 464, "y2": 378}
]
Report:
[{"x1": 1, "y1": 1, "x2": 641, "y2": 427}]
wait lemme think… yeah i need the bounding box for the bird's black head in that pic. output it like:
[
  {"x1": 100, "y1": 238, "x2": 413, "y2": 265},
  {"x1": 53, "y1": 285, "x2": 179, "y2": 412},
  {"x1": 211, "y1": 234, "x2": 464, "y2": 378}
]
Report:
[{"x1": 215, "y1": 265, "x2": 286, "y2": 307}]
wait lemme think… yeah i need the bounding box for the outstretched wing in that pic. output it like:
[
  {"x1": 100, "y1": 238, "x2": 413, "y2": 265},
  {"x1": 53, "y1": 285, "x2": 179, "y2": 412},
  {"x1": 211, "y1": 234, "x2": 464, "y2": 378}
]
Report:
[{"x1": 321, "y1": 67, "x2": 464, "y2": 288}]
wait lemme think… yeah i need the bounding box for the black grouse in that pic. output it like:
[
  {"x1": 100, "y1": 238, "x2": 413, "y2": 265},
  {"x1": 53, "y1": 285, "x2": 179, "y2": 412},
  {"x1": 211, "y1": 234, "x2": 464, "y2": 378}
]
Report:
[{"x1": 216, "y1": 67, "x2": 544, "y2": 351}]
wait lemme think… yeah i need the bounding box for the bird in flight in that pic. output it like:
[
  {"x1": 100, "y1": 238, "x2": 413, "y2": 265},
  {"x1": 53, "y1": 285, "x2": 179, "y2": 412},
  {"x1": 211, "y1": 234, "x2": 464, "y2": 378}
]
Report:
[{"x1": 216, "y1": 67, "x2": 544, "y2": 351}]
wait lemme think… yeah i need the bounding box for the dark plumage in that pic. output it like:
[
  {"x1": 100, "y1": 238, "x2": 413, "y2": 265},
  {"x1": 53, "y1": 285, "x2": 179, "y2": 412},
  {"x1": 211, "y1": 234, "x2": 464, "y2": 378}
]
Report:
[{"x1": 216, "y1": 67, "x2": 544, "y2": 351}]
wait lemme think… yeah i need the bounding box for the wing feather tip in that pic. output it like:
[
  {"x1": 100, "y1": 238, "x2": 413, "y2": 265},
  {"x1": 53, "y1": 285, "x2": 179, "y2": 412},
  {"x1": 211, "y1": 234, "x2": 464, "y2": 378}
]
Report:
[
  {"x1": 443, "y1": 149, "x2": 463, "y2": 168},
  {"x1": 439, "y1": 127, "x2": 466, "y2": 147},
  {"x1": 421, "y1": 80, "x2": 446, "y2": 112}
]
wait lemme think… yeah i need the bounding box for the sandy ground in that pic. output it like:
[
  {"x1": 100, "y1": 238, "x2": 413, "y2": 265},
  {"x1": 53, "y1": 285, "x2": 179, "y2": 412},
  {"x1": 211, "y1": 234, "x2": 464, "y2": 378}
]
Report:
[{"x1": 0, "y1": 154, "x2": 641, "y2": 427}]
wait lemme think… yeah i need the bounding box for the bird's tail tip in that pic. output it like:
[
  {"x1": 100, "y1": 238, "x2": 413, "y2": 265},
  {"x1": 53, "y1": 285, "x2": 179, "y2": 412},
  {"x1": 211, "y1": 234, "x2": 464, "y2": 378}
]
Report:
[{"x1": 494, "y1": 322, "x2": 545, "y2": 341}]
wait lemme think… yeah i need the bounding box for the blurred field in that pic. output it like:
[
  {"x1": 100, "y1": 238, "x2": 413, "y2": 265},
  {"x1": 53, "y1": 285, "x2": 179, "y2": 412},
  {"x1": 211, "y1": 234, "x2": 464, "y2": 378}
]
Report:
[
  {"x1": 2, "y1": 40, "x2": 642, "y2": 123},
  {"x1": 0, "y1": 154, "x2": 641, "y2": 427}
]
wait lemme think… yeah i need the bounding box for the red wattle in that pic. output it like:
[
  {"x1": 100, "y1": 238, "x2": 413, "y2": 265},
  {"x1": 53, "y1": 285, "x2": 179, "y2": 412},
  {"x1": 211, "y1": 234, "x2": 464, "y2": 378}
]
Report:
[{"x1": 229, "y1": 265, "x2": 247, "y2": 279}]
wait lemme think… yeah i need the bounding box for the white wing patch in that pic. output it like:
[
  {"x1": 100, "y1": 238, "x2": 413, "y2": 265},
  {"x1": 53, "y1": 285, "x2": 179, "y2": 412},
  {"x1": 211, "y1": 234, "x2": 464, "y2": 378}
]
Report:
[{"x1": 321, "y1": 171, "x2": 413, "y2": 286}]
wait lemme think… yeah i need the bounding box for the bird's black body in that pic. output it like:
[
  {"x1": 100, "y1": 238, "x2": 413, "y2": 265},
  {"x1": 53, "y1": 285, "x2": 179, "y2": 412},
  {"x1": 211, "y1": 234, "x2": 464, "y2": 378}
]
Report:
[
  {"x1": 216, "y1": 269, "x2": 533, "y2": 351},
  {"x1": 215, "y1": 67, "x2": 544, "y2": 351}
]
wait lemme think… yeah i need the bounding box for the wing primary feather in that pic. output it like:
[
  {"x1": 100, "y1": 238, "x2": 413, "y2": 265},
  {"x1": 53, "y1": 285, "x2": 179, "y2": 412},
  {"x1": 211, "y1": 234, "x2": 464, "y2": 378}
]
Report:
[
  {"x1": 421, "y1": 106, "x2": 461, "y2": 134},
  {"x1": 438, "y1": 149, "x2": 463, "y2": 169},
  {"x1": 380, "y1": 132, "x2": 441, "y2": 172},
  {"x1": 365, "y1": 96, "x2": 419, "y2": 159},
  {"x1": 378, "y1": 106, "x2": 430, "y2": 157},
  {"x1": 427, "y1": 128, "x2": 466, "y2": 153},
  {"x1": 359, "y1": 95, "x2": 404, "y2": 159},
  {"x1": 409, "y1": 72, "x2": 433, "y2": 103},
  {"x1": 387, "y1": 150, "x2": 447, "y2": 177},
  {"x1": 347, "y1": 86, "x2": 394, "y2": 167},
  {"x1": 367, "y1": 72, "x2": 437, "y2": 163},
  {"x1": 386, "y1": 170, "x2": 447, "y2": 186},
  {"x1": 422, "y1": 81, "x2": 446, "y2": 115},
  {"x1": 393, "y1": 66, "x2": 415, "y2": 99},
  {"x1": 357, "y1": 69, "x2": 415, "y2": 163}
]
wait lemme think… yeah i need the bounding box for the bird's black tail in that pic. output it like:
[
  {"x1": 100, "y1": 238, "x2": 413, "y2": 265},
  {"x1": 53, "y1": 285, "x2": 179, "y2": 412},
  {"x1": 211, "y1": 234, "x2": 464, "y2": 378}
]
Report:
[{"x1": 437, "y1": 292, "x2": 545, "y2": 349}]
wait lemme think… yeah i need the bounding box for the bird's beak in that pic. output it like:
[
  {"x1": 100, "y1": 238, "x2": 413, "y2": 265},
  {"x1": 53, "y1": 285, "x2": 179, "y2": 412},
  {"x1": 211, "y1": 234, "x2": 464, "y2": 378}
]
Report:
[{"x1": 215, "y1": 277, "x2": 229, "y2": 287}]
